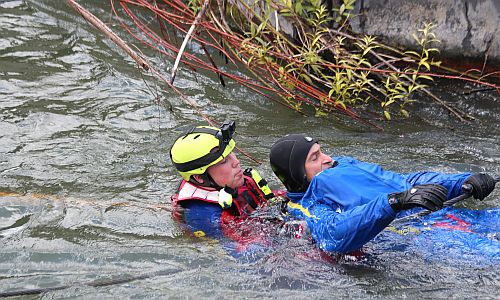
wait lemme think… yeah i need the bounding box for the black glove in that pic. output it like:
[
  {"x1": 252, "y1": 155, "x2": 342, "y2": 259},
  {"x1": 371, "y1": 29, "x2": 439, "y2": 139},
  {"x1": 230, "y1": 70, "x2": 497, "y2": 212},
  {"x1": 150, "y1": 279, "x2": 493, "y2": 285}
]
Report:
[
  {"x1": 388, "y1": 184, "x2": 448, "y2": 212},
  {"x1": 464, "y1": 173, "x2": 496, "y2": 200}
]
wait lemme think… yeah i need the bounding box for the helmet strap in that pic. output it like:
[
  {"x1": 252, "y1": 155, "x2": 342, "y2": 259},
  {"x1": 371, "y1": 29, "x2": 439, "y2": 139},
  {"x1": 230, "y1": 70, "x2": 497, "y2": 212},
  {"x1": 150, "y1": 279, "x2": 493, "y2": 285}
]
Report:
[{"x1": 190, "y1": 172, "x2": 221, "y2": 190}]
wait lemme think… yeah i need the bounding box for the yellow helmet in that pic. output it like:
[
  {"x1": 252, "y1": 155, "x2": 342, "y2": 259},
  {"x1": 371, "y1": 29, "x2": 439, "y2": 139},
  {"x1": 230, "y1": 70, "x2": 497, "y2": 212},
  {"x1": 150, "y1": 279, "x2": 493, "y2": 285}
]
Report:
[{"x1": 170, "y1": 121, "x2": 236, "y2": 181}]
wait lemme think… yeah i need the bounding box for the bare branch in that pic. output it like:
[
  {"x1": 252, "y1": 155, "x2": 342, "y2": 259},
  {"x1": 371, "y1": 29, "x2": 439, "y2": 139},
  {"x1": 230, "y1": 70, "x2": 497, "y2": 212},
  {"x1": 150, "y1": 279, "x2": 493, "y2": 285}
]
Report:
[
  {"x1": 170, "y1": 0, "x2": 210, "y2": 85},
  {"x1": 67, "y1": 0, "x2": 149, "y2": 71}
]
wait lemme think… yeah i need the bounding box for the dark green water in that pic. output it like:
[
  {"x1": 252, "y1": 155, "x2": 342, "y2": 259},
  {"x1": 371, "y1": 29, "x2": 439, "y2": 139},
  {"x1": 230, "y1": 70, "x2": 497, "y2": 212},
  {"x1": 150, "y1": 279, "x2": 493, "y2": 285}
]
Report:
[{"x1": 1, "y1": 1, "x2": 499, "y2": 298}]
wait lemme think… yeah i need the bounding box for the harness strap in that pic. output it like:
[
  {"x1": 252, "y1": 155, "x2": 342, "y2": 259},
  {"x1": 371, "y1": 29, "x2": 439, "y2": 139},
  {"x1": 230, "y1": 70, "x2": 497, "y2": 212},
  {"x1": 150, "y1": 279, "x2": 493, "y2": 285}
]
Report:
[{"x1": 244, "y1": 168, "x2": 275, "y2": 200}]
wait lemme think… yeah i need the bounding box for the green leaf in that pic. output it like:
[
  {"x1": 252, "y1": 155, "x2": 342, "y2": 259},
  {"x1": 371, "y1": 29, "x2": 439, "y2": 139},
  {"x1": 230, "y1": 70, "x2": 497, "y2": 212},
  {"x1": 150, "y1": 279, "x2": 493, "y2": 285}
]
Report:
[
  {"x1": 433, "y1": 62, "x2": 443, "y2": 68},
  {"x1": 384, "y1": 110, "x2": 391, "y2": 120},
  {"x1": 339, "y1": 4, "x2": 345, "y2": 15},
  {"x1": 346, "y1": 69, "x2": 352, "y2": 81},
  {"x1": 328, "y1": 89, "x2": 336, "y2": 98},
  {"x1": 405, "y1": 50, "x2": 420, "y2": 57},
  {"x1": 279, "y1": 9, "x2": 293, "y2": 17},
  {"x1": 396, "y1": 85, "x2": 407, "y2": 92},
  {"x1": 421, "y1": 61, "x2": 430, "y2": 70},
  {"x1": 295, "y1": 2, "x2": 303, "y2": 14},
  {"x1": 311, "y1": 64, "x2": 321, "y2": 74},
  {"x1": 257, "y1": 21, "x2": 267, "y2": 34},
  {"x1": 359, "y1": 59, "x2": 372, "y2": 67},
  {"x1": 299, "y1": 73, "x2": 313, "y2": 84},
  {"x1": 385, "y1": 77, "x2": 391, "y2": 88},
  {"x1": 315, "y1": 109, "x2": 328, "y2": 117},
  {"x1": 312, "y1": 35, "x2": 323, "y2": 47},
  {"x1": 418, "y1": 75, "x2": 434, "y2": 81},
  {"x1": 254, "y1": 36, "x2": 267, "y2": 47}
]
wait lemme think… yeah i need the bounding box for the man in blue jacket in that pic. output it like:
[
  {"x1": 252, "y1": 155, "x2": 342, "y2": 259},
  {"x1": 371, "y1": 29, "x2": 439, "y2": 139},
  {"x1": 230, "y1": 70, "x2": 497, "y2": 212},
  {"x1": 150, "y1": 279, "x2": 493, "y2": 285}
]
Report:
[{"x1": 269, "y1": 134, "x2": 497, "y2": 254}]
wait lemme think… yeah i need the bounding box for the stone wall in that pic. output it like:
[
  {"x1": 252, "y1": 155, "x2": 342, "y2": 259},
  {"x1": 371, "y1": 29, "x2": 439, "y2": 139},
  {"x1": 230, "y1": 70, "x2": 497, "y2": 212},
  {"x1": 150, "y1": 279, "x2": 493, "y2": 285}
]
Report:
[{"x1": 349, "y1": 0, "x2": 500, "y2": 62}]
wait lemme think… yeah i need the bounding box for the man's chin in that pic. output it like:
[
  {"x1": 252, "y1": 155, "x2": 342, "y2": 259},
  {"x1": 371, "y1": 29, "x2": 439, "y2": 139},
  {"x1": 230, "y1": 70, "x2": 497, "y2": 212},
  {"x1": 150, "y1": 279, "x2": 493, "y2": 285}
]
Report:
[{"x1": 235, "y1": 177, "x2": 244, "y2": 188}]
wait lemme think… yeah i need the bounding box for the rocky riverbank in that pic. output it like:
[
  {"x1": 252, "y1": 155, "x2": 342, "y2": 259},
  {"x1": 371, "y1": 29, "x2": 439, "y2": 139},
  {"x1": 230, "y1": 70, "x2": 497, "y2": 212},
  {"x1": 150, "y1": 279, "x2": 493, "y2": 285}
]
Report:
[{"x1": 350, "y1": 0, "x2": 499, "y2": 64}]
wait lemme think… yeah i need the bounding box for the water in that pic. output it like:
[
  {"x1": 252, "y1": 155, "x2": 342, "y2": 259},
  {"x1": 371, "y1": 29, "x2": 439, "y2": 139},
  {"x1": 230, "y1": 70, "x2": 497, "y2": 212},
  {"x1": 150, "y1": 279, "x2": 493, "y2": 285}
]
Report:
[{"x1": 1, "y1": 0, "x2": 499, "y2": 298}]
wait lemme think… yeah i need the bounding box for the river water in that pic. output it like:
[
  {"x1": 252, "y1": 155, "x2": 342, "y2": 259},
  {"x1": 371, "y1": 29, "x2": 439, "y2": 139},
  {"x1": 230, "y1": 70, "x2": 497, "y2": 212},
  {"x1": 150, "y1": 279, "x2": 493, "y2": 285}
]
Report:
[{"x1": 1, "y1": 1, "x2": 499, "y2": 299}]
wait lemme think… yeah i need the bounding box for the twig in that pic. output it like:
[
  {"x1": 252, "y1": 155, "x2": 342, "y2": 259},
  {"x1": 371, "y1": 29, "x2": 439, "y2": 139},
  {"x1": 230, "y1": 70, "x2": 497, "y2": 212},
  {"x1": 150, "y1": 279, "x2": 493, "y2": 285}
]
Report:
[
  {"x1": 67, "y1": 0, "x2": 149, "y2": 71},
  {"x1": 327, "y1": 28, "x2": 475, "y2": 121},
  {"x1": 200, "y1": 43, "x2": 226, "y2": 86},
  {"x1": 216, "y1": 0, "x2": 231, "y2": 30},
  {"x1": 170, "y1": 0, "x2": 210, "y2": 85},
  {"x1": 462, "y1": 87, "x2": 496, "y2": 95}
]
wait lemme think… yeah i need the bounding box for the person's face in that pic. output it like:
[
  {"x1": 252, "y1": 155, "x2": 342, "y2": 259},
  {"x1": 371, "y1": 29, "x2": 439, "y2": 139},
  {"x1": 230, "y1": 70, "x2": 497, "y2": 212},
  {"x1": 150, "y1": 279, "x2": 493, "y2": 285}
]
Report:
[
  {"x1": 207, "y1": 152, "x2": 244, "y2": 189},
  {"x1": 304, "y1": 143, "x2": 333, "y2": 181}
]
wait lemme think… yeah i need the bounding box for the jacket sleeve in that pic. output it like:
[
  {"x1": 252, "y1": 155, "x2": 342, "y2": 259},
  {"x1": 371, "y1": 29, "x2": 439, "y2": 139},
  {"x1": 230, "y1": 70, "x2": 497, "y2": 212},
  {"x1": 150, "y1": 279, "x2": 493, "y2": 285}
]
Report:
[
  {"x1": 402, "y1": 171, "x2": 471, "y2": 199},
  {"x1": 180, "y1": 200, "x2": 225, "y2": 238},
  {"x1": 341, "y1": 156, "x2": 471, "y2": 199},
  {"x1": 305, "y1": 194, "x2": 397, "y2": 253}
]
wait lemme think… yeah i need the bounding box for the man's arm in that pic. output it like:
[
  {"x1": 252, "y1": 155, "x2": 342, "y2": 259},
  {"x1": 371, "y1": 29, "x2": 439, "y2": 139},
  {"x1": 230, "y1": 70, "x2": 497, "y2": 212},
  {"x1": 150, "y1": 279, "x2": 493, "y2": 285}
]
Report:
[
  {"x1": 339, "y1": 156, "x2": 470, "y2": 199},
  {"x1": 303, "y1": 194, "x2": 397, "y2": 253},
  {"x1": 403, "y1": 172, "x2": 470, "y2": 199}
]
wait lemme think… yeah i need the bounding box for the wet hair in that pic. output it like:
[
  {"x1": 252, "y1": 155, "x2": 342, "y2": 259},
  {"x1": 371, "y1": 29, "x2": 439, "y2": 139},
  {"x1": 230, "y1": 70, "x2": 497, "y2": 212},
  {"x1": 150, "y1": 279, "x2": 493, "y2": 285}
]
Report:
[{"x1": 269, "y1": 134, "x2": 316, "y2": 193}]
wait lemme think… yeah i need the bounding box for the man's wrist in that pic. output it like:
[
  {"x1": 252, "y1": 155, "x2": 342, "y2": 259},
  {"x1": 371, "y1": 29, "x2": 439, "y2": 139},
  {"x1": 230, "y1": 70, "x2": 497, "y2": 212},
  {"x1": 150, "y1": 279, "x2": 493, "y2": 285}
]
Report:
[{"x1": 387, "y1": 193, "x2": 401, "y2": 212}]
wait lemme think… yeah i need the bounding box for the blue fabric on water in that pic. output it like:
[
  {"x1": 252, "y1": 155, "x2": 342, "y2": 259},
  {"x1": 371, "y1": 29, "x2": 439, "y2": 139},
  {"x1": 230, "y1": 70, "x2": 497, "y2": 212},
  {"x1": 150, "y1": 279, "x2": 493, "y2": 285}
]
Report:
[{"x1": 383, "y1": 207, "x2": 500, "y2": 262}]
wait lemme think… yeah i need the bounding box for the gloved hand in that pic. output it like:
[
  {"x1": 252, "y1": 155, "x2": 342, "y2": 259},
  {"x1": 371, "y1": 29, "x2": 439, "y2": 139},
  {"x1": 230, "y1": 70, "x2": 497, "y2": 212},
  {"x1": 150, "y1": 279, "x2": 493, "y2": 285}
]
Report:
[
  {"x1": 464, "y1": 173, "x2": 496, "y2": 200},
  {"x1": 388, "y1": 184, "x2": 448, "y2": 212},
  {"x1": 218, "y1": 186, "x2": 237, "y2": 209}
]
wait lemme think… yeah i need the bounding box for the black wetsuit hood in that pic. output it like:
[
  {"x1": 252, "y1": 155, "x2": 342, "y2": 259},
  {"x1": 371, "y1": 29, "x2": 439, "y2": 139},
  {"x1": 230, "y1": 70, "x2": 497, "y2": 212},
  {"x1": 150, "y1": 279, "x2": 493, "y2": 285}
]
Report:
[{"x1": 269, "y1": 134, "x2": 316, "y2": 193}]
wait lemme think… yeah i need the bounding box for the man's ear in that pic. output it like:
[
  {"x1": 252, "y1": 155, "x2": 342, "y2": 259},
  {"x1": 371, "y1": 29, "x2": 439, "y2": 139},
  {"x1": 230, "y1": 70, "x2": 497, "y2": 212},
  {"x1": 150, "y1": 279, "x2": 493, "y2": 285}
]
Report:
[{"x1": 191, "y1": 174, "x2": 204, "y2": 184}]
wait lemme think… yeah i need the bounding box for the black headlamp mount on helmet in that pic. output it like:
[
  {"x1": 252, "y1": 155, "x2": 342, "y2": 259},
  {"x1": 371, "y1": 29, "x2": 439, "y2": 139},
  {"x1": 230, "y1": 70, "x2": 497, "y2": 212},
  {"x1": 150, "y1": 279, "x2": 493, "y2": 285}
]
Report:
[{"x1": 217, "y1": 120, "x2": 235, "y2": 143}]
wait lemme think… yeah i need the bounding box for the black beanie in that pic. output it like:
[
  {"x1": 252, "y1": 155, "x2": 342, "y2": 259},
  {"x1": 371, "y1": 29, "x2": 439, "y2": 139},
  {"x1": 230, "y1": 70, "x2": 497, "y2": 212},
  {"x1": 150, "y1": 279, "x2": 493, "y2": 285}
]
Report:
[{"x1": 269, "y1": 134, "x2": 316, "y2": 193}]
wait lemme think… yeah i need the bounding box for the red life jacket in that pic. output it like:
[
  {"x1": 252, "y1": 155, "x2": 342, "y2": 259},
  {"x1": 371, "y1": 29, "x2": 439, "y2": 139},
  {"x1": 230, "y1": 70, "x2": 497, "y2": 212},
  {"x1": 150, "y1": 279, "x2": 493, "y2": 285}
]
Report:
[{"x1": 171, "y1": 174, "x2": 267, "y2": 217}]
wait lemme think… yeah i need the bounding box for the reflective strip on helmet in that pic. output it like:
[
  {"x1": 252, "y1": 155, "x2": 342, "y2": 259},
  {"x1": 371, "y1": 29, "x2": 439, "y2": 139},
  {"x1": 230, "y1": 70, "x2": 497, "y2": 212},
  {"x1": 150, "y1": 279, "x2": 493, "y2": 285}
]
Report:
[
  {"x1": 186, "y1": 127, "x2": 219, "y2": 137},
  {"x1": 173, "y1": 145, "x2": 227, "y2": 172}
]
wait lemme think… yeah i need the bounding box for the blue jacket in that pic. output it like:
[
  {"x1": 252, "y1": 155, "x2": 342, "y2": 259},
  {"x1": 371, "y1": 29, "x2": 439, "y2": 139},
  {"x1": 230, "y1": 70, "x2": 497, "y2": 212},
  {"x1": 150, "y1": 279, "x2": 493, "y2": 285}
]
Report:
[
  {"x1": 381, "y1": 207, "x2": 500, "y2": 263},
  {"x1": 286, "y1": 156, "x2": 471, "y2": 253}
]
